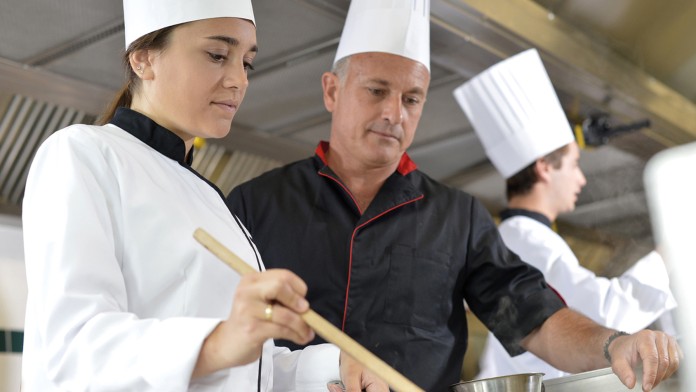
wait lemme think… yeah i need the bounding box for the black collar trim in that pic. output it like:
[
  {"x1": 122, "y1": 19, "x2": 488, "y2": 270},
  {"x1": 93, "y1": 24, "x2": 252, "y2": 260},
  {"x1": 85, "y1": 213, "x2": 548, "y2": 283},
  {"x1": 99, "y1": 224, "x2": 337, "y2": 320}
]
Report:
[
  {"x1": 110, "y1": 107, "x2": 193, "y2": 165},
  {"x1": 500, "y1": 208, "x2": 553, "y2": 229},
  {"x1": 109, "y1": 107, "x2": 229, "y2": 206}
]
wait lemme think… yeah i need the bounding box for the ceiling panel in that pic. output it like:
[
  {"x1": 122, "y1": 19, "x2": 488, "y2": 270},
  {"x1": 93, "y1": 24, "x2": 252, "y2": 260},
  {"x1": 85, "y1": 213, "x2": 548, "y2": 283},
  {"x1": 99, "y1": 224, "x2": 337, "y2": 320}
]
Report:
[
  {"x1": 3, "y1": 0, "x2": 696, "y2": 248},
  {"x1": 252, "y1": 0, "x2": 345, "y2": 60},
  {"x1": 669, "y1": 53, "x2": 696, "y2": 101},
  {"x1": 286, "y1": 118, "x2": 332, "y2": 146},
  {"x1": 235, "y1": 51, "x2": 334, "y2": 133},
  {"x1": 0, "y1": 0, "x2": 122, "y2": 62},
  {"x1": 532, "y1": 0, "x2": 696, "y2": 102},
  {"x1": 412, "y1": 79, "x2": 470, "y2": 146},
  {"x1": 44, "y1": 32, "x2": 125, "y2": 91}
]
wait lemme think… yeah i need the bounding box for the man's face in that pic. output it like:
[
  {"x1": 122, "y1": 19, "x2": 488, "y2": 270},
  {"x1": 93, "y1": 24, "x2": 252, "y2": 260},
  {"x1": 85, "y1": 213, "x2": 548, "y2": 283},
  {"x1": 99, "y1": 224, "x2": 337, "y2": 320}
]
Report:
[
  {"x1": 549, "y1": 142, "x2": 587, "y2": 214},
  {"x1": 322, "y1": 52, "x2": 430, "y2": 169}
]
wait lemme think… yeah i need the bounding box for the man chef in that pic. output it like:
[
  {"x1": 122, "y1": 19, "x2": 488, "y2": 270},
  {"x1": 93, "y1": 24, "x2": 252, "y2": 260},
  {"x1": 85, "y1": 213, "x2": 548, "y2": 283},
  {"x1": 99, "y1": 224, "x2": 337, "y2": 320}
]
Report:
[{"x1": 228, "y1": 1, "x2": 681, "y2": 390}]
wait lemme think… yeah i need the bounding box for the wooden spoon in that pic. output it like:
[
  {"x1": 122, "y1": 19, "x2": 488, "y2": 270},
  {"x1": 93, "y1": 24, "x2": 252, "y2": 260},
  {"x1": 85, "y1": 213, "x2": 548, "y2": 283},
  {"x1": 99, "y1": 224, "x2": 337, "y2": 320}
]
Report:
[{"x1": 193, "y1": 228, "x2": 424, "y2": 392}]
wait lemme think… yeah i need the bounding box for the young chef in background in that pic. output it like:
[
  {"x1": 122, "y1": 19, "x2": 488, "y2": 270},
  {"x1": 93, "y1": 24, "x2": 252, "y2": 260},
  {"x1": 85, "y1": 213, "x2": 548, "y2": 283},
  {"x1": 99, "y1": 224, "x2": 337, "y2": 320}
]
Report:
[
  {"x1": 21, "y1": 1, "x2": 348, "y2": 390},
  {"x1": 454, "y1": 48, "x2": 678, "y2": 380},
  {"x1": 228, "y1": 1, "x2": 681, "y2": 391}
]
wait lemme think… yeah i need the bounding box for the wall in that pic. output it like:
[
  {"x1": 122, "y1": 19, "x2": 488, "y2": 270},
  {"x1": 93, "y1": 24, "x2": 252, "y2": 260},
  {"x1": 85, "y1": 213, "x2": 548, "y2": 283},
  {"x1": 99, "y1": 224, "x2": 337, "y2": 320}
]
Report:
[{"x1": 0, "y1": 214, "x2": 25, "y2": 391}]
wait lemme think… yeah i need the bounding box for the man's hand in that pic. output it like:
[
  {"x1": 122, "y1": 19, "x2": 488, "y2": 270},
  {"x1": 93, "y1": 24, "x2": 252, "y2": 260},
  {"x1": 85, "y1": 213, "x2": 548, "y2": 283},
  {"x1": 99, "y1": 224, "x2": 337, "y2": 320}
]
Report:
[
  {"x1": 331, "y1": 351, "x2": 389, "y2": 392},
  {"x1": 607, "y1": 330, "x2": 681, "y2": 391},
  {"x1": 522, "y1": 308, "x2": 682, "y2": 392}
]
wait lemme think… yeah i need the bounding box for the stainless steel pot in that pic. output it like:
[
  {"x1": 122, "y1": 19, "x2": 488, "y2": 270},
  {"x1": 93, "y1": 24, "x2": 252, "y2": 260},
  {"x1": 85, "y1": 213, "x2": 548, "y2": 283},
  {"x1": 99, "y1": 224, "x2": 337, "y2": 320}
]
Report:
[{"x1": 449, "y1": 373, "x2": 545, "y2": 392}]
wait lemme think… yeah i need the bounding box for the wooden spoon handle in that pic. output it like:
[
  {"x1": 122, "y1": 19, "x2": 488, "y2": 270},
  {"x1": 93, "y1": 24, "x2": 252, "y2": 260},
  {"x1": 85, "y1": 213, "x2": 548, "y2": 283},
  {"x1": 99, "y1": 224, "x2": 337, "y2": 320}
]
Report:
[{"x1": 193, "y1": 228, "x2": 424, "y2": 392}]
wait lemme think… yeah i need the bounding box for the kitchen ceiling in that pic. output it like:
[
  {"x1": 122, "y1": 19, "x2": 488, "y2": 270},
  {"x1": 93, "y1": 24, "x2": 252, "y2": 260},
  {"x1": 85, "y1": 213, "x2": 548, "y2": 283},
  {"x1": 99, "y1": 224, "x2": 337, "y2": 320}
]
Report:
[{"x1": 2, "y1": 0, "x2": 695, "y2": 268}]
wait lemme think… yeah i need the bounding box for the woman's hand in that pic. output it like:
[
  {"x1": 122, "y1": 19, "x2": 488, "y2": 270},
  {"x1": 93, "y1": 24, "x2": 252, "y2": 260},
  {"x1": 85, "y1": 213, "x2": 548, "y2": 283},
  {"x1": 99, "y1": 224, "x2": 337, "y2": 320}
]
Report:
[{"x1": 193, "y1": 269, "x2": 315, "y2": 377}]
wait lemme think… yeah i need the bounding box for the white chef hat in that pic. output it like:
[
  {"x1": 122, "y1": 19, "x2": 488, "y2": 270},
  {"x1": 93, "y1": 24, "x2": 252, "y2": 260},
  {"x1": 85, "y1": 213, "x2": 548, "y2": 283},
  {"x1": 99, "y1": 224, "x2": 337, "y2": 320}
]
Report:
[
  {"x1": 334, "y1": 0, "x2": 430, "y2": 72},
  {"x1": 123, "y1": 0, "x2": 256, "y2": 49},
  {"x1": 452, "y1": 49, "x2": 574, "y2": 179}
]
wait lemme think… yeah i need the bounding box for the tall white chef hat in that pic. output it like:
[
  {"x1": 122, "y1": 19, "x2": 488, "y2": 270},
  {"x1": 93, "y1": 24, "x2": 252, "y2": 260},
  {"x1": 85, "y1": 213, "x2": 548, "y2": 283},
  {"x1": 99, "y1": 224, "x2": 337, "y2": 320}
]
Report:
[
  {"x1": 452, "y1": 49, "x2": 574, "y2": 179},
  {"x1": 123, "y1": 0, "x2": 256, "y2": 49},
  {"x1": 334, "y1": 0, "x2": 430, "y2": 72}
]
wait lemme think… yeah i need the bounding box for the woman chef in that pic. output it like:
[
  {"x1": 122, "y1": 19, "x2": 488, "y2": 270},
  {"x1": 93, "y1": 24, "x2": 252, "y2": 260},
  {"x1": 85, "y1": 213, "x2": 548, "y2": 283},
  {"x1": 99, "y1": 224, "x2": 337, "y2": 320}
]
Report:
[{"x1": 21, "y1": 0, "x2": 343, "y2": 390}]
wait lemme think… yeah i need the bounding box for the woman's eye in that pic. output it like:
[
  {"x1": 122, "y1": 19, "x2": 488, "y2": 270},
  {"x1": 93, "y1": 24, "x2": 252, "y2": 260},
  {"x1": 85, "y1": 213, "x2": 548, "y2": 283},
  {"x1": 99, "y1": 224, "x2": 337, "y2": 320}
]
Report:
[
  {"x1": 208, "y1": 52, "x2": 227, "y2": 62},
  {"x1": 244, "y1": 62, "x2": 255, "y2": 72}
]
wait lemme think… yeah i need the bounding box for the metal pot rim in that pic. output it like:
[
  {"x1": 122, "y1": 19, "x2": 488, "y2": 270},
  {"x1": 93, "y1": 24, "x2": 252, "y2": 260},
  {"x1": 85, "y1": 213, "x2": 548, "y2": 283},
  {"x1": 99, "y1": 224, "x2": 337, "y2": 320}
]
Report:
[{"x1": 449, "y1": 372, "x2": 545, "y2": 391}]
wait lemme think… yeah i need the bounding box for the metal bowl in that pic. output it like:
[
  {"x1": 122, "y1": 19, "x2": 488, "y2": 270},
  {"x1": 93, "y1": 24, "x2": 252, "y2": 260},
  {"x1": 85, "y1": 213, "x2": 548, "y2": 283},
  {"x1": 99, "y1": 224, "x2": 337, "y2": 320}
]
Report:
[{"x1": 450, "y1": 373, "x2": 545, "y2": 392}]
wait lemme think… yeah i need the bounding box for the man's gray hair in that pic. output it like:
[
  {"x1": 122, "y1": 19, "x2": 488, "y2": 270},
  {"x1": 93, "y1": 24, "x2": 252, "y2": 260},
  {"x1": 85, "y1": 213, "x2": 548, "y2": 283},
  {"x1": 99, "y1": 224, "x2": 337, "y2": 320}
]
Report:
[{"x1": 331, "y1": 56, "x2": 351, "y2": 84}]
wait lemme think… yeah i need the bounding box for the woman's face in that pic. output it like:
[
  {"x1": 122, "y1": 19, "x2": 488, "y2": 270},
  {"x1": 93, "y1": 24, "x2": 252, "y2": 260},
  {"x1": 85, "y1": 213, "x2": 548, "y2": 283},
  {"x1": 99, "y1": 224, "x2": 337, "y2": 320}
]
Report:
[{"x1": 133, "y1": 17, "x2": 257, "y2": 147}]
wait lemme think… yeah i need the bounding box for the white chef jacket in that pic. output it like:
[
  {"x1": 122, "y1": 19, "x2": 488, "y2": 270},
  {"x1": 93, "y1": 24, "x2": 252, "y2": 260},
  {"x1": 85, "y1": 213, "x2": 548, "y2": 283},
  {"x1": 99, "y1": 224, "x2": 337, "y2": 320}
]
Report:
[
  {"x1": 22, "y1": 109, "x2": 340, "y2": 391},
  {"x1": 477, "y1": 212, "x2": 677, "y2": 380}
]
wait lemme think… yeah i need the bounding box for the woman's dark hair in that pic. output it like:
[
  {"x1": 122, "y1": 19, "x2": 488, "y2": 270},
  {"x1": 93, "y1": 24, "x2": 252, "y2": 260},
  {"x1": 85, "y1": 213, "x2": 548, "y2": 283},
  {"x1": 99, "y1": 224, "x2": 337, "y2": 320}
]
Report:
[
  {"x1": 506, "y1": 144, "x2": 570, "y2": 200},
  {"x1": 96, "y1": 25, "x2": 179, "y2": 125}
]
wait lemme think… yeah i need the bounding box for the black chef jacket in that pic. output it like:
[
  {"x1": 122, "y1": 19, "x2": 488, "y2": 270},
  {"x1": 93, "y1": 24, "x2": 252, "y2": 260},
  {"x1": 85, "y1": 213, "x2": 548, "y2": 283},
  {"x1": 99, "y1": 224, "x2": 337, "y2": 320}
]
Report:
[{"x1": 228, "y1": 142, "x2": 565, "y2": 391}]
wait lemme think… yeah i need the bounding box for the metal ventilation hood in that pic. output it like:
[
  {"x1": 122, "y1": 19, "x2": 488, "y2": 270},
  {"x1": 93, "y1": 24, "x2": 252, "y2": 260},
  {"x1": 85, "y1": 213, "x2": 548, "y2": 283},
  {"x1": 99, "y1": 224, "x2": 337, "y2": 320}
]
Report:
[{"x1": 2, "y1": 0, "x2": 696, "y2": 266}]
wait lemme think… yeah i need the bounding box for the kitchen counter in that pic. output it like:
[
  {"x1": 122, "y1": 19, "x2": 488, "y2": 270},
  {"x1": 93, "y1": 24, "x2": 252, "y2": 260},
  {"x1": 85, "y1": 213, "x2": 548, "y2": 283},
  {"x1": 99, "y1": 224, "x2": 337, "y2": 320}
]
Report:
[{"x1": 543, "y1": 367, "x2": 680, "y2": 392}]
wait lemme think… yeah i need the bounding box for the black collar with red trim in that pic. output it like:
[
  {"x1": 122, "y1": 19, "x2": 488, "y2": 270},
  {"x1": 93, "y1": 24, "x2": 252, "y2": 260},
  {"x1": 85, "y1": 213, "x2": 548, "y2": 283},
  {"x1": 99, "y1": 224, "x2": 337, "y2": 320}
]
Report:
[{"x1": 314, "y1": 141, "x2": 418, "y2": 176}]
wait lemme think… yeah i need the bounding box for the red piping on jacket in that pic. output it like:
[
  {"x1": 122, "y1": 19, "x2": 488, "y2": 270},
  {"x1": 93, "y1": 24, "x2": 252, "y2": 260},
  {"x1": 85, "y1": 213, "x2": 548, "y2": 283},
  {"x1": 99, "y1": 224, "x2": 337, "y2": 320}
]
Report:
[
  {"x1": 548, "y1": 284, "x2": 567, "y2": 306},
  {"x1": 314, "y1": 141, "x2": 422, "y2": 330},
  {"x1": 319, "y1": 171, "x2": 425, "y2": 332},
  {"x1": 319, "y1": 171, "x2": 365, "y2": 215},
  {"x1": 342, "y1": 196, "x2": 423, "y2": 330}
]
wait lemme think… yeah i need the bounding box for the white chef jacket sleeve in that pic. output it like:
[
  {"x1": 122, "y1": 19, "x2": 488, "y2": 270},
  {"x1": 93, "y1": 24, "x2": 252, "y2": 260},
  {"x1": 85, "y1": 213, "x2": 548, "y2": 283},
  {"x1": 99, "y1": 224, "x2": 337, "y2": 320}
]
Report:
[
  {"x1": 22, "y1": 129, "x2": 219, "y2": 391},
  {"x1": 621, "y1": 251, "x2": 672, "y2": 293},
  {"x1": 548, "y1": 249, "x2": 676, "y2": 331},
  {"x1": 507, "y1": 221, "x2": 678, "y2": 332},
  {"x1": 271, "y1": 343, "x2": 340, "y2": 391}
]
